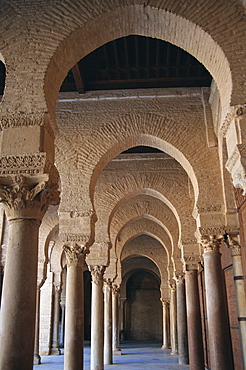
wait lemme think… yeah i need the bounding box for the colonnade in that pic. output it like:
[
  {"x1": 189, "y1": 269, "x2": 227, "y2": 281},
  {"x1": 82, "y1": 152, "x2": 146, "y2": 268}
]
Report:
[{"x1": 1, "y1": 223, "x2": 246, "y2": 369}]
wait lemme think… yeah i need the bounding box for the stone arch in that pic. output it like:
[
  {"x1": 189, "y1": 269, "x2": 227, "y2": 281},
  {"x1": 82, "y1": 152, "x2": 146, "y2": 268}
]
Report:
[
  {"x1": 109, "y1": 194, "x2": 180, "y2": 249},
  {"x1": 44, "y1": 2, "x2": 242, "y2": 122}
]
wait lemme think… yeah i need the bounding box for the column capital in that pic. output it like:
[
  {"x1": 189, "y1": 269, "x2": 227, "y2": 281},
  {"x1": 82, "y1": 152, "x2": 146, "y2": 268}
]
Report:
[
  {"x1": 63, "y1": 243, "x2": 87, "y2": 267},
  {"x1": 224, "y1": 233, "x2": 242, "y2": 256},
  {"x1": 112, "y1": 284, "x2": 120, "y2": 295},
  {"x1": 175, "y1": 274, "x2": 185, "y2": 285},
  {"x1": 160, "y1": 298, "x2": 170, "y2": 307},
  {"x1": 89, "y1": 265, "x2": 105, "y2": 285},
  {"x1": 200, "y1": 234, "x2": 224, "y2": 253},
  {"x1": 184, "y1": 255, "x2": 201, "y2": 271},
  {"x1": 0, "y1": 174, "x2": 59, "y2": 221}
]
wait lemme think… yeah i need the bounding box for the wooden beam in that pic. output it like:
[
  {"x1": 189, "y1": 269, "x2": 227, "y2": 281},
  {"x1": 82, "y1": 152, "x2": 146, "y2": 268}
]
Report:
[{"x1": 72, "y1": 63, "x2": 85, "y2": 94}]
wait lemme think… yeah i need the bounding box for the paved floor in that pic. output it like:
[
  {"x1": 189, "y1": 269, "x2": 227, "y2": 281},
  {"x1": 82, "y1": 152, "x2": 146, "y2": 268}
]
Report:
[{"x1": 34, "y1": 342, "x2": 190, "y2": 369}]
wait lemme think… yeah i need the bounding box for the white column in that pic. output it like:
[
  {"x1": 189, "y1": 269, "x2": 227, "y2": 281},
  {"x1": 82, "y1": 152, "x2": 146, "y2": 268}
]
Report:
[
  {"x1": 161, "y1": 299, "x2": 169, "y2": 349},
  {"x1": 33, "y1": 286, "x2": 41, "y2": 365},
  {"x1": 112, "y1": 284, "x2": 121, "y2": 355},
  {"x1": 51, "y1": 284, "x2": 61, "y2": 355},
  {"x1": 104, "y1": 279, "x2": 113, "y2": 365},
  {"x1": 90, "y1": 265, "x2": 105, "y2": 370}
]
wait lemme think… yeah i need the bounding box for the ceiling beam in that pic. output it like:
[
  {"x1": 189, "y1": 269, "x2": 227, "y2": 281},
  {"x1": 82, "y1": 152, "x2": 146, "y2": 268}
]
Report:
[{"x1": 72, "y1": 63, "x2": 85, "y2": 94}]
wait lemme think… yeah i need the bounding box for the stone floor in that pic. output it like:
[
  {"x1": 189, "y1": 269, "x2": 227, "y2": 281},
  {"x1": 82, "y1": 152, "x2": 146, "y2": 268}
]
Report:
[{"x1": 34, "y1": 342, "x2": 190, "y2": 369}]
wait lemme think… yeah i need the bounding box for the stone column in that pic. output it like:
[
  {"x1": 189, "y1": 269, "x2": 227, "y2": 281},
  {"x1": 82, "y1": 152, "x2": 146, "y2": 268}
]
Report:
[
  {"x1": 160, "y1": 299, "x2": 169, "y2": 349},
  {"x1": 0, "y1": 175, "x2": 59, "y2": 370},
  {"x1": 185, "y1": 268, "x2": 204, "y2": 370},
  {"x1": 90, "y1": 265, "x2": 105, "y2": 370},
  {"x1": 176, "y1": 276, "x2": 189, "y2": 365},
  {"x1": 169, "y1": 283, "x2": 178, "y2": 355},
  {"x1": 202, "y1": 235, "x2": 234, "y2": 370},
  {"x1": 33, "y1": 286, "x2": 42, "y2": 365},
  {"x1": 226, "y1": 234, "x2": 246, "y2": 369},
  {"x1": 60, "y1": 298, "x2": 66, "y2": 347},
  {"x1": 63, "y1": 242, "x2": 87, "y2": 370},
  {"x1": 51, "y1": 284, "x2": 61, "y2": 355},
  {"x1": 104, "y1": 279, "x2": 113, "y2": 365},
  {"x1": 112, "y1": 284, "x2": 121, "y2": 354}
]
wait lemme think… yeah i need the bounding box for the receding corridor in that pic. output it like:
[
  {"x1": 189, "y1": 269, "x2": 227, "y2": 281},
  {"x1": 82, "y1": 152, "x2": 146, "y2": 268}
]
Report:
[{"x1": 34, "y1": 342, "x2": 190, "y2": 370}]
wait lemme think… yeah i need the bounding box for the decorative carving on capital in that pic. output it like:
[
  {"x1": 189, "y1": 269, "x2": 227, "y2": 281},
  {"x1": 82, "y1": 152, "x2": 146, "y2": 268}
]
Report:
[
  {"x1": 224, "y1": 233, "x2": 242, "y2": 257},
  {"x1": 200, "y1": 234, "x2": 224, "y2": 253},
  {"x1": 221, "y1": 104, "x2": 246, "y2": 137},
  {"x1": 63, "y1": 243, "x2": 87, "y2": 267},
  {"x1": 184, "y1": 255, "x2": 201, "y2": 271},
  {"x1": 89, "y1": 265, "x2": 105, "y2": 285},
  {"x1": 60, "y1": 232, "x2": 90, "y2": 245},
  {"x1": 175, "y1": 273, "x2": 185, "y2": 285},
  {"x1": 160, "y1": 299, "x2": 169, "y2": 308},
  {"x1": 0, "y1": 174, "x2": 60, "y2": 220},
  {"x1": 112, "y1": 284, "x2": 120, "y2": 295}
]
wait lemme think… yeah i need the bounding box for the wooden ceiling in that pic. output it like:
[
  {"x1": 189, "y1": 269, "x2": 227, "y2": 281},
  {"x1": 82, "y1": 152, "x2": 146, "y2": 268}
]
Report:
[
  {"x1": 61, "y1": 35, "x2": 212, "y2": 93},
  {"x1": 0, "y1": 36, "x2": 212, "y2": 96}
]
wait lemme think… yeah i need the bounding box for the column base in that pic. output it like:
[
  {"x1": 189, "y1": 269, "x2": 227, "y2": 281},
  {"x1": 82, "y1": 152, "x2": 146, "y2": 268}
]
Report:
[
  {"x1": 161, "y1": 345, "x2": 169, "y2": 349},
  {"x1": 33, "y1": 354, "x2": 41, "y2": 365},
  {"x1": 50, "y1": 348, "x2": 61, "y2": 355},
  {"x1": 170, "y1": 351, "x2": 178, "y2": 356},
  {"x1": 113, "y1": 348, "x2": 122, "y2": 355}
]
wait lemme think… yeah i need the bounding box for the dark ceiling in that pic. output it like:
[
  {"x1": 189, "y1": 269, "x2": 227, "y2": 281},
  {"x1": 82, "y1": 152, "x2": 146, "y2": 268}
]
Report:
[
  {"x1": 0, "y1": 36, "x2": 212, "y2": 97},
  {"x1": 61, "y1": 35, "x2": 212, "y2": 93}
]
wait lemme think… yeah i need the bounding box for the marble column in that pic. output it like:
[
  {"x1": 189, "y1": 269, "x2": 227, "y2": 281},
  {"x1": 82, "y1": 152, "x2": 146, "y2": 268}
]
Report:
[
  {"x1": 63, "y1": 243, "x2": 86, "y2": 370},
  {"x1": 51, "y1": 284, "x2": 61, "y2": 355},
  {"x1": 33, "y1": 286, "x2": 42, "y2": 365},
  {"x1": 185, "y1": 268, "x2": 204, "y2": 370},
  {"x1": 202, "y1": 235, "x2": 234, "y2": 370},
  {"x1": 160, "y1": 299, "x2": 169, "y2": 349},
  {"x1": 226, "y1": 234, "x2": 246, "y2": 369},
  {"x1": 112, "y1": 284, "x2": 121, "y2": 354},
  {"x1": 169, "y1": 283, "x2": 178, "y2": 355},
  {"x1": 104, "y1": 279, "x2": 113, "y2": 365},
  {"x1": 176, "y1": 276, "x2": 189, "y2": 365},
  {"x1": 90, "y1": 265, "x2": 105, "y2": 370},
  {"x1": 60, "y1": 299, "x2": 66, "y2": 347}
]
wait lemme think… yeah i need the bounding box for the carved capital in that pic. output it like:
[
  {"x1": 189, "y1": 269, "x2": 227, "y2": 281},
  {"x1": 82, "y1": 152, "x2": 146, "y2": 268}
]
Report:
[
  {"x1": 221, "y1": 104, "x2": 246, "y2": 137},
  {"x1": 160, "y1": 299, "x2": 169, "y2": 308},
  {"x1": 63, "y1": 243, "x2": 87, "y2": 267},
  {"x1": 224, "y1": 233, "x2": 242, "y2": 257},
  {"x1": 184, "y1": 255, "x2": 201, "y2": 271},
  {"x1": 89, "y1": 265, "x2": 105, "y2": 285},
  {"x1": 112, "y1": 284, "x2": 120, "y2": 295},
  {"x1": 0, "y1": 174, "x2": 59, "y2": 220},
  {"x1": 200, "y1": 234, "x2": 224, "y2": 253}
]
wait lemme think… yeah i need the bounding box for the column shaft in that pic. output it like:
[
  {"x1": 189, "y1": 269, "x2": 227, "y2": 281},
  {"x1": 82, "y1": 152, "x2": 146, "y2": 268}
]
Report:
[
  {"x1": 203, "y1": 246, "x2": 234, "y2": 369},
  {"x1": 112, "y1": 285, "x2": 121, "y2": 354},
  {"x1": 90, "y1": 266, "x2": 105, "y2": 370},
  {"x1": 170, "y1": 285, "x2": 178, "y2": 355},
  {"x1": 161, "y1": 300, "x2": 169, "y2": 349},
  {"x1": 34, "y1": 287, "x2": 41, "y2": 365},
  {"x1": 64, "y1": 263, "x2": 84, "y2": 370},
  {"x1": 0, "y1": 219, "x2": 40, "y2": 370},
  {"x1": 176, "y1": 278, "x2": 189, "y2": 364},
  {"x1": 104, "y1": 281, "x2": 113, "y2": 365},
  {"x1": 185, "y1": 270, "x2": 204, "y2": 370},
  {"x1": 51, "y1": 286, "x2": 61, "y2": 355}
]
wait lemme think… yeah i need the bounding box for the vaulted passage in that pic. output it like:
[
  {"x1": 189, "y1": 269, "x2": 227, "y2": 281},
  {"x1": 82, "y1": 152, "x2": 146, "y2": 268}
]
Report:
[{"x1": 0, "y1": 2, "x2": 246, "y2": 370}]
